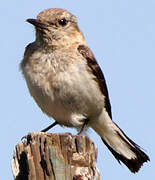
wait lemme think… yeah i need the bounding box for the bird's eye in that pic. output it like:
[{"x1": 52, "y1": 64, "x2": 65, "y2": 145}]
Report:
[{"x1": 58, "y1": 18, "x2": 68, "y2": 26}]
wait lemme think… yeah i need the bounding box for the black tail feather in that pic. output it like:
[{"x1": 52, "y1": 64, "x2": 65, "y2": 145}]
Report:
[{"x1": 101, "y1": 132, "x2": 150, "y2": 173}]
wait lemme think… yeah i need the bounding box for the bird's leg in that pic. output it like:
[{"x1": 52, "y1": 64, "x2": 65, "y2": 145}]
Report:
[
  {"x1": 21, "y1": 121, "x2": 58, "y2": 140},
  {"x1": 77, "y1": 119, "x2": 89, "y2": 135},
  {"x1": 41, "y1": 121, "x2": 58, "y2": 132}
]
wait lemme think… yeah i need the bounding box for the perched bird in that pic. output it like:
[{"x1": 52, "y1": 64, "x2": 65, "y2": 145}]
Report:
[{"x1": 21, "y1": 8, "x2": 149, "y2": 173}]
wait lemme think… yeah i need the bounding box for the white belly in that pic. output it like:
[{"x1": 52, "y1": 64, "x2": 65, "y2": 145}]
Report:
[{"x1": 23, "y1": 61, "x2": 105, "y2": 127}]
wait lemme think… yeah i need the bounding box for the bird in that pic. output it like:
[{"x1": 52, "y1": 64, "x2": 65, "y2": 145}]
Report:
[{"x1": 20, "y1": 8, "x2": 149, "y2": 173}]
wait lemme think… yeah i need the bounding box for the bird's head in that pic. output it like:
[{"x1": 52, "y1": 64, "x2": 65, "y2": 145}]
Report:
[{"x1": 27, "y1": 8, "x2": 85, "y2": 46}]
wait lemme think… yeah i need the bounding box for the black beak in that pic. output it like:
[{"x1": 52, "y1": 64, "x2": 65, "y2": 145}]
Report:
[{"x1": 26, "y1": 19, "x2": 48, "y2": 29}]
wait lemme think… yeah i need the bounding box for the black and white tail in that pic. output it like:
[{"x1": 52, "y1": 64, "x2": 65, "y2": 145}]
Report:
[{"x1": 91, "y1": 109, "x2": 150, "y2": 173}]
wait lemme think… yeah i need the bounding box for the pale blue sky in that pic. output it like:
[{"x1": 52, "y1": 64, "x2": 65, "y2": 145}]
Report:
[{"x1": 1, "y1": 0, "x2": 154, "y2": 179}]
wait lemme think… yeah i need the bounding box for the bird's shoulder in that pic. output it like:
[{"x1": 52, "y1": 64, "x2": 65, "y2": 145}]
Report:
[{"x1": 24, "y1": 42, "x2": 38, "y2": 56}]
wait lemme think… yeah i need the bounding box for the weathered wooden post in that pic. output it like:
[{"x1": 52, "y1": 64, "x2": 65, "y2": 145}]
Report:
[{"x1": 12, "y1": 132, "x2": 100, "y2": 180}]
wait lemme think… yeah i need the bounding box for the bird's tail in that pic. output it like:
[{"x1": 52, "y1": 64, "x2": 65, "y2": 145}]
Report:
[{"x1": 90, "y1": 109, "x2": 150, "y2": 173}]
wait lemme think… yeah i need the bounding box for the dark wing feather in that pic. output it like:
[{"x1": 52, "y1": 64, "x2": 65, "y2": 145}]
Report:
[
  {"x1": 78, "y1": 45, "x2": 150, "y2": 173},
  {"x1": 78, "y1": 45, "x2": 112, "y2": 119}
]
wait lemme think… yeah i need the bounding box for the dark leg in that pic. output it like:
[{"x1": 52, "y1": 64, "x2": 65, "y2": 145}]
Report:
[
  {"x1": 41, "y1": 121, "x2": 58, "y2": 132},
  {"x1": 77, "y1": 119, "x2": 89, "y2": 135}
]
